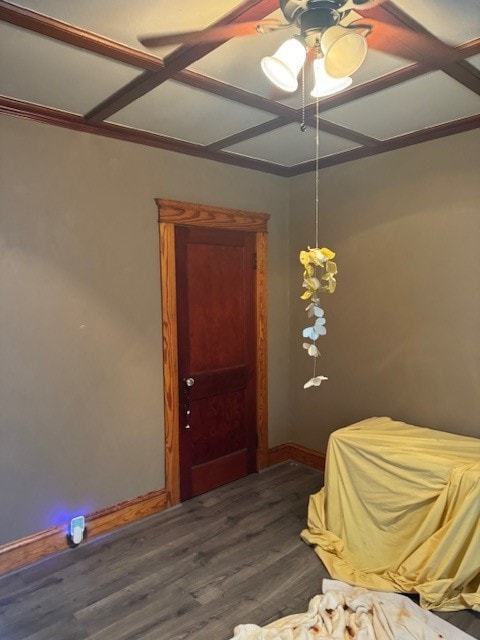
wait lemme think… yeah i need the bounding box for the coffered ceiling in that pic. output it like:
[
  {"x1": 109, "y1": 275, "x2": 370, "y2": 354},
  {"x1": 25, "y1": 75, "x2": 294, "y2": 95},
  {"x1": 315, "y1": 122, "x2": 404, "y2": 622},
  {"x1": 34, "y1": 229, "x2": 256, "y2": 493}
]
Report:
[{"x1": 1, "y1": 0, "x2": 479, "y2": 176}]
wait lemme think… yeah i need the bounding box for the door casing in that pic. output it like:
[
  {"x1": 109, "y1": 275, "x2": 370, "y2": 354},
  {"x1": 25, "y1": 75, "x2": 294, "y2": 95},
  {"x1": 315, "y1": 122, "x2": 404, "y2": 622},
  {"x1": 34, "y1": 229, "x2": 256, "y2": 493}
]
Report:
[{"x1": 156, "y1": 198, "x2": 270, "y2": 506}]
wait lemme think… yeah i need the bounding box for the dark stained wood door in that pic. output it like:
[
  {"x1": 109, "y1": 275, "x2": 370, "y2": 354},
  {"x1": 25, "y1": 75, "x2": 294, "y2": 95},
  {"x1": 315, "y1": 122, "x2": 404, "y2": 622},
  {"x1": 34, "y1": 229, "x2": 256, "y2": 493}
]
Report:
[{"x1": 175, "y1": 225, "x2": 257, "y2": 501}]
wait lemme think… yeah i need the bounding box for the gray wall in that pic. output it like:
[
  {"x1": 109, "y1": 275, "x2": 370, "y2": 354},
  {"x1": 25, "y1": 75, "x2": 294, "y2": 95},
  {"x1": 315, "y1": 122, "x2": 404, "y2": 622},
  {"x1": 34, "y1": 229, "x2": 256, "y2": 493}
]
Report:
[
  {"x1": 0, "y1": 115, "x2": 290, "y2": 544},
  {"x1": 289, "y1": 130, "x2": 480, "y2": 452}
]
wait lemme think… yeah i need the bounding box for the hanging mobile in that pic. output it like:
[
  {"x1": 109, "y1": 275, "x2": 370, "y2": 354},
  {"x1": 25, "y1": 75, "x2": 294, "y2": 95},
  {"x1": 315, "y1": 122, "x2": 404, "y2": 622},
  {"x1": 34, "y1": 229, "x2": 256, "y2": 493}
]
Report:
[{"x1": 300, "y1": 88, "x2": 338, "y2": 389}]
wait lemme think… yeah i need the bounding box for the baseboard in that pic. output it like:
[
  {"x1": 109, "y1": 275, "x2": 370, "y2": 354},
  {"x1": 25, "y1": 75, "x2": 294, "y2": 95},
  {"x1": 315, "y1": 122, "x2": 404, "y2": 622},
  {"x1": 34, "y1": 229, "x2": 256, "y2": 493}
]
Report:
[
  {"x1": 0, "y1": 489, "x2": 168, "y2": 575},
  {"x1": 266, "y1": 442, "x2": 294, "y2": 466},
  {"x1": 266, "y1": 442, "x2": 326, "y2": 471},
  {"x1": 1, "y1": 441, "x2": 324, "y2": 576}
]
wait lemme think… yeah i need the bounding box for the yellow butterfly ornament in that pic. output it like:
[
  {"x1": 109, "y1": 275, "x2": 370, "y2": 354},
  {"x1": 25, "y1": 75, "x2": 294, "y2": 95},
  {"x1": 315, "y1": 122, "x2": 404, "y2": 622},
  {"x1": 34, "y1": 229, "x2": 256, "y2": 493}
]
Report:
[{"x1": 300, "y1": 247, "x2": 338, "y2": 389}]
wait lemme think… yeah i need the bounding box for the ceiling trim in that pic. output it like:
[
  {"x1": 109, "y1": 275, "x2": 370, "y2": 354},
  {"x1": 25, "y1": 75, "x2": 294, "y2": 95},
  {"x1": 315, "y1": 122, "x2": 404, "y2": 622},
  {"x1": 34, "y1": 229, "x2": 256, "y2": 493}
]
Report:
[
  {"x1": 3, "y1": 96, "x2": 478, "y2": 178},
  {"x1": 0, "y1": 96, "x2": 290, "y2": 176},
  {"x1": 288, "y1": 114, "x2": 480, "y2": 175}
]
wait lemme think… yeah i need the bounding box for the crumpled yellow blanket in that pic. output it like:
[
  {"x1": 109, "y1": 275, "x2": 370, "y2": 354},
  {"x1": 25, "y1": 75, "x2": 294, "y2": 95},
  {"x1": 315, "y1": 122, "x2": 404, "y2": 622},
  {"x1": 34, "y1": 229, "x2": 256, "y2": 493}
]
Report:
[
  {"x1": 229, "y1": 581, "x2": 474, "y2": 640},
  {"x1": 301, "y1": 418, "x2": 480, "y2": 612}
]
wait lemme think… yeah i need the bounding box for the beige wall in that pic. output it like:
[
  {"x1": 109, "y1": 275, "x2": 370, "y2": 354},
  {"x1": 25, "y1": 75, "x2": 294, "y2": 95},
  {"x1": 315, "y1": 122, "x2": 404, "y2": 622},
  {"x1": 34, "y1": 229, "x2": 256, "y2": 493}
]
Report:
[
  {"x1": 289, "y1": 130, "x2": 480, "y2": 452},
  {"x1": 2, "y1": 115, "x2": 479, "y2": 546},
  {"x1": 0, "y1": 115, "x2": 290, "y2": 544}
]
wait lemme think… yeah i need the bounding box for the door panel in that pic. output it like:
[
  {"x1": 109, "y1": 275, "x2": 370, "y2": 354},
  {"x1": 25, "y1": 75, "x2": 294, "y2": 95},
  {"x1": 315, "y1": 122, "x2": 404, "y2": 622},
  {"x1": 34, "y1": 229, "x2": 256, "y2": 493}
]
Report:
[
  {"x1": 192, "y1": 388, "x2": 246, "y2": 465},
  {"x1": 175, "y1": 226, "x2": 257, "y2": 501},
  {"x1": 191, "y1": 450, "x2": 249, "y2": 497},
  {"x1": 186, "y1": 240, "x2": 246, "y2": 371}
]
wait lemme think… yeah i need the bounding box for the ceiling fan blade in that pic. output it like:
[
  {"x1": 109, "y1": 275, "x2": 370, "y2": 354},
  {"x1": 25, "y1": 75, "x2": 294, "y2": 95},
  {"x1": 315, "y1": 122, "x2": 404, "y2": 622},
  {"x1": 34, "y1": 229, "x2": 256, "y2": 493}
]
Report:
[
  {"x1": 354, "y1": 18, "x2": 447, "y2": 63},
  {"x1": 341, "y1": 0, "x2": 386, "y2": 11},
  {"x1": 139, "y1": 18, "x2": 285, "y2": 49}
]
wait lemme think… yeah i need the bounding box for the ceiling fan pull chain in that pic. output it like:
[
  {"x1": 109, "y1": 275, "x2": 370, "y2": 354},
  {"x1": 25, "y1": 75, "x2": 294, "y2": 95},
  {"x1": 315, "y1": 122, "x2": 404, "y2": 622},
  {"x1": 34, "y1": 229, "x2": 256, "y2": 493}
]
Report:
[
  {"x1": 315, "y1": 94, "x2": 320, "y2": 248},
  {"x1": 300, "y1": 63, "x2": 307, "y2": 132}
]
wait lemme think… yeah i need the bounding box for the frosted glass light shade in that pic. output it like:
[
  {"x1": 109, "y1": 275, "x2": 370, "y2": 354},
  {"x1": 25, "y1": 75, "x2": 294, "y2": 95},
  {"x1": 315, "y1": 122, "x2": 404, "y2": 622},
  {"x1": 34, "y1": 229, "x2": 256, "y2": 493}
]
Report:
[
  {"x1": 321, "y1": 26, "x2": 367, "y2": 78},
  {"x1": 261, "y1": 37, "x2": 306, "y2": 92},
  {"x1": 310, "y1": 58, "x2": 352, "y2": 97}
]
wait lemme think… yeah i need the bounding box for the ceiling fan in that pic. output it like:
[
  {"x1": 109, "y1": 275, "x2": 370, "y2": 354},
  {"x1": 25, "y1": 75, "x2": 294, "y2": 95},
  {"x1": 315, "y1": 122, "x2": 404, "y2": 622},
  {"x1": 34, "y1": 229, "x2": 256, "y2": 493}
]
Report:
[{"x1": 139, "y1": 0, "x2": 425, "y2": 97}]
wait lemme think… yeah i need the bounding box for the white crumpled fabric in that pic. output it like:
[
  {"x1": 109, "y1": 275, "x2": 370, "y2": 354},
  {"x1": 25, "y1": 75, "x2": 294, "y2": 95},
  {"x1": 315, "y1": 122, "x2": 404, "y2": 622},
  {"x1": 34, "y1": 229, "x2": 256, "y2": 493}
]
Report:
[{"x1": 229, "y1": 581, "x2": 475, "y2": 640}]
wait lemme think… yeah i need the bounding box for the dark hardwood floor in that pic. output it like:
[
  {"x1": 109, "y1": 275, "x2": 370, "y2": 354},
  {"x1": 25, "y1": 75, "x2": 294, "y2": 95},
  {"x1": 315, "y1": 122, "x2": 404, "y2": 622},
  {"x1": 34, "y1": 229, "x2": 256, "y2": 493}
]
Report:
[{"x1": 0, "y1": 463, "x2": 478, "y2": 639}]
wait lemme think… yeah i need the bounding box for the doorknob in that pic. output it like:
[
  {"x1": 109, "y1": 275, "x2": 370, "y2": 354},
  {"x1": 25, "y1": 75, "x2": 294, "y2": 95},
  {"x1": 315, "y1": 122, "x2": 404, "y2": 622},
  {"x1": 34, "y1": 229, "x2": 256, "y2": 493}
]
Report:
[{"x1": 184, "y1": 377, "x2": 195, "y2": 387}]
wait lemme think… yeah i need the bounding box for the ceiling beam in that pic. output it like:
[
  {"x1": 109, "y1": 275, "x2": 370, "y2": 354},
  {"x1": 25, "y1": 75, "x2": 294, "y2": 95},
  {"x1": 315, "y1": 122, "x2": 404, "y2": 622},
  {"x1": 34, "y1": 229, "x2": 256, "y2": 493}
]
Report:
[
  {"x1": 207, "y1": 118, "x2": 288, "y2": 151},
  {"x1": 440, "y1": 60, "x2": 480, "y2": 96},
  {"x1": 84, "y1": 0, "x2": 279, "y2": 123},
  {"x1": 309, "y1": 64, "x2": 427, "y2": 116},
  {"x1": 369, "y1": 3, "x2": 480, "y2": 95},
  {"x1": 178, "y1": 37, "x2": 480, "y2": 147},
  {"x1": 313, "y1": 119, "x2": 379, "y2": 146},
  {"x1": 304, "y1": 38, "x2": 480, "y2": 117},
  {"x1": 208, "y1": 114, "x2": 379, "y2": 152},
  {"x1": 172, "y1": 69, "x2": 296, "y2": 118},
  {"x1": 0, "y1": 0, "x2": 163, "y2": 71}
]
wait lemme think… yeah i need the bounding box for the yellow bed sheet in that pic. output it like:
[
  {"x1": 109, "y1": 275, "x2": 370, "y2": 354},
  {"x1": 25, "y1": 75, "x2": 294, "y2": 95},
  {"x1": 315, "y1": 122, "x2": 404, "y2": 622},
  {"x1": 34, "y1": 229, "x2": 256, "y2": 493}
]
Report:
[{"x1": 301, "y1": 417, "x2": 480, "y2": 611}]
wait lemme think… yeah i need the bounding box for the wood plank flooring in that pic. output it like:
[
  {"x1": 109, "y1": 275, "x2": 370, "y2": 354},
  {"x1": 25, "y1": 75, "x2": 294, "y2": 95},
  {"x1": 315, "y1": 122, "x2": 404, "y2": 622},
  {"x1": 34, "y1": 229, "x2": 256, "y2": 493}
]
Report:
[{"x1": 0, "y1": 463, "x2": 479, "y2": 639}]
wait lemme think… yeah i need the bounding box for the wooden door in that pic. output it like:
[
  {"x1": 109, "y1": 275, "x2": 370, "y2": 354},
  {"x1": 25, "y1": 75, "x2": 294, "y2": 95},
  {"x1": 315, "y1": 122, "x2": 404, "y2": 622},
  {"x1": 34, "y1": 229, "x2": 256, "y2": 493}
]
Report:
[
  {"x1": 175, "y1": 225, "x2": 257, "y2": 500},
  {"x1": 157, "y1": 198, "x2": 269, "y2": 507}
]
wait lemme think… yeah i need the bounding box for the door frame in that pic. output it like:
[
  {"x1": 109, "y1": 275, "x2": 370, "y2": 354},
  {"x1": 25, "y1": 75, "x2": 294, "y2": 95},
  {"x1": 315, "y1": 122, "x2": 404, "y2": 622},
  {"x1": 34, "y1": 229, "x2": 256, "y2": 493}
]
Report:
[{"x1": 156, "y1": 198, "x2": 270, "y2": 506}]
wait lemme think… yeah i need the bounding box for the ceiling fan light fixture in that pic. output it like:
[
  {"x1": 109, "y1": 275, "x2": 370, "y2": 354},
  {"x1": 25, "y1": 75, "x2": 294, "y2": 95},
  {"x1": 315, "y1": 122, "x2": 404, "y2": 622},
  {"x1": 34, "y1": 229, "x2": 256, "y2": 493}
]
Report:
[
  {"x1": 321, "y1": 25, "x2": 367, "y2": 78},
  {"x1": 261, "y1": 37, "x2": 306, "y2": 92},
  {"x1": 310, "y1": 57, "x2": 352, "y2": 97}
]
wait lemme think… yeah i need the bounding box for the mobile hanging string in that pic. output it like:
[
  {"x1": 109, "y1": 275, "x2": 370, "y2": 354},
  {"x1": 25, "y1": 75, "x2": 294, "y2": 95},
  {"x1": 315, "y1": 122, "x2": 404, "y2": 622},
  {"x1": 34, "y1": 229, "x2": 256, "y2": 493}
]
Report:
[
  {"x1": 299, "y1": 52, "x2": 338, "y2": 390},
  {"x1": 300, "y1": 62, "x2": 306, "y2": 132},
  {"x1": 300, "y1": 52, "x2": 320, "y2": 246},
  {"x1": 315, "y1": 89, "x2": 320, "y2": 248}
]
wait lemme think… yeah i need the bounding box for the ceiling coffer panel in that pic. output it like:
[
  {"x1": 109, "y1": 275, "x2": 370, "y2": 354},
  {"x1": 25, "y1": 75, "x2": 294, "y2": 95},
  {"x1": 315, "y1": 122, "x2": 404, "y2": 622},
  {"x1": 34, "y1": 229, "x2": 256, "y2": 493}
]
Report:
[
  {"x1": 7, "y1": 0, "x2": 243, "y2": 52},
  {"x1": 108, "y1": 80, "x2": 277, "y2": 144},
  {"x1": 224, "y1": 122, "x2": 360, "y2": 165},
  {"x1": 321, "y1": 71, "x2": 480, "y2": 140},
  {"x1": 389, "y1": 0, "x2": 480, "y2": 46},
  {"x1": 0, "y1": 22, "x2": 141, "y2": 115}
]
